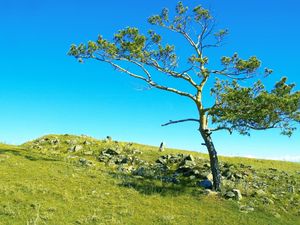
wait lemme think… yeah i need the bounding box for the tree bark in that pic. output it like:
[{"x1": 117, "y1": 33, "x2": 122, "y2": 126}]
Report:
[{"x1": 199, "y1": 129, "x2": 222, "y2": 191}]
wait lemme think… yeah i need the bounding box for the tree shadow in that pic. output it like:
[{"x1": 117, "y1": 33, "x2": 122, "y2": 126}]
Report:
[
  {"x1": 0, "y1": 148, "x2": 60, "y2": 162},
  {"x1": 110, "y1": 172, "x2": 198, "y2": 196},
  {"x1": 0, "y1": 149, "x2": 22, "y2": 156}
]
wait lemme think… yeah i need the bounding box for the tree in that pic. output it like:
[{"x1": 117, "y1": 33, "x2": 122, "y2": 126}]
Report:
[{"x1": 68, "y1": 2, "x2": 300, "y2": 191}]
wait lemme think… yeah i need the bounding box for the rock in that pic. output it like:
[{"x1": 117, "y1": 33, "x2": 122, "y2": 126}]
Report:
[
  {"x1": 79, "y1": 158, "x2": 93, "y2": 166},
  {"x1": 117, "y1": 165, "x2": 134, "y2": 173},
  {"x1": 232, "y1": 189, "x2": 242, "y2": 201},
  {"x1": 168, "y1": 155, "x2": 182, "y2": 163},
  {"x1": 221, "y1": 179, "x2": 235, "y2": 190},
  {"x1": 50, "y1": 139, "x2": 59, "y2": 145},
  {"x1": 198, "y1": 179, "x2": 213, "y2": 189},
  {"x1": 102, "y1": 148, "x2": 120, "y2": 156},
  {"x1": 98, "y1": 155, "x2": 109, "y2": 162},
  {"x1": 262, "y1": 197, "x2": 274, "y2": 205},
  {"x1": 254, "y1": 189, "x2": 266, "y2": 197},
  {"x1": 222, "y1": 169, "x2": 232, "y2": 178},
  {"x1": 203, "y1": 189, "x2": 218, "y2": 196},
  {"x1": 156, "y1": 157, "x2": 167, "y2": 165},
  {"x1": 234, "y1": 173, "x2": 243, "y2": 179},
  {"x1": 224, "y1": 191, "x2": 235, "y2": 199},
  {"x1": 84, "y1": 151, "x2": 93, "y2": 156},
  {"x1": 268, "y1": 168, "x2": 278, "y2": 172},
  {"x1": 206, "y1": 173, "x2": 213, "y2": 181},
  {"x1": 68, "y1": 145, "x2": 83, "y2": 152},
  {"x1": 184, "y1": 154, "x2": 195, "y2": 162},
  {"x1": 240, "y1": 205, "x2": 254, "y2": 213},
  {"x1": 176, "y1": 165, "x2": 194, "y2": 174},
  {"x1": 288, "y1": 185, "x2": 295, "y2": 193},
  {"x1": 132, "y1": 166, "x2": 155, "y2": 177},
  {"x1": 115, "y1": 156, "x2": 130, "y2": 165},
  {"x1": 223, "y1": 162, "x2": 233, "y2": 168},
  {"x1": 199, "y1": 172, "x2": 213, "y2": 180},
  {"x1": 203, "y1": 163, "x2": 210, "y2": 168},
  {"x1": 179, "y1": 159, "x2": 196, "y2": 168},
  {"x1": 74, "y1": 145, "x2": 83, "y2": 151},
  {"x1": 189, "y1": 175, "x2": 196, "y2": 180},
  {"x1": 182, "y1": 168, "x2": 196, "y2": 177},
  {"x1": 83, "y1": 140, "x2": 91, "y2": 145},
  {"x1": 159, "y1": 142, "x2": 165, "y2": 152},
  {"x1": 106, "y1": 136, "x2": 112, "y2": 142}
]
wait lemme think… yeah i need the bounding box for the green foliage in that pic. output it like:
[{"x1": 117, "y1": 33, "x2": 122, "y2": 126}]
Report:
[
  {"x1": 193, "y1": 5, "x2": 211, "y2": 21},
  {"x1": 210, "y1": 78, "x2": 300, "y2": 136},
  {"x1": 221, "y1": 53, "x2": 262, "y2": 74}
]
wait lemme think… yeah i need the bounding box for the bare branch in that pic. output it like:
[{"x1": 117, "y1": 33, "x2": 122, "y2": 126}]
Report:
[
  {"x1": 93, "y1": 56, "x2": 196, "y2": 101},
  {"x1": 148, "y1": 60, "x2": 199, "y2": 88},
  {"x1": 161, "y1": 118, "x2": 200, "y2": 127},
  {"x1": 210, "y1": 69, "x2": 257, "y2": 80},
  {"x1": 160, "y1": 24, "x2": 202, "y2": 57},
  {"x1": 209, "y1": 126, "x2": 233, "y2": 134}
]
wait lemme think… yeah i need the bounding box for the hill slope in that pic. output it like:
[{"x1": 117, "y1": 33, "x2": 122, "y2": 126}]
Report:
[{"x1": 0, "y1": 134, "x2": 299, "y2": 225}]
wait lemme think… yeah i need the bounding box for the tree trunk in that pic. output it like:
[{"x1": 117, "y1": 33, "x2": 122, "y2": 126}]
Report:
[{"x1": 200, "y1": 129, "x2": 222, "y2": 191}]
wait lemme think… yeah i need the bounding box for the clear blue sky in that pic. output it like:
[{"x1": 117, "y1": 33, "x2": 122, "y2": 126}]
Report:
[{"x1": 0, "y1": 0, "x2": 299, "y2": 161}]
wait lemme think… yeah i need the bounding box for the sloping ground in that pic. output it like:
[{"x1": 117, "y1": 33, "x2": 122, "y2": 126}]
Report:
[{"x1": 0, "y1": 134, "x2": 299, "y2": 225}]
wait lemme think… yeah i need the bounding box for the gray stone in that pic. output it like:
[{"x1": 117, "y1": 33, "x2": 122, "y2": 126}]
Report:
[
  {"x1": 68, "y1": 145, "x2": 83, "y2": 152},
  {"x1": 288, "y1": 185, "x2": 295, "y2": 193},
  {"x1": 84, "y1": 151, "x2": 93, "y2": 156},
  {"x1": 179, "y1": 159, "x2": 196, "y2": 168},
  {"x1": 254, "y1": 189, "x2": 266, "y2": 197},
  {"x1": 232, "y1": 189, "x2": 242, "y2": 201},
  {"x1": 225, "y1": 191, "x2": 235, "y2": 199},
  {"x1": 234, "y1": 173, "x2": 243, "y2": 179},
  {"x1": 102, "y1": 148, "x2": 120, "y2": 156},
  {"x1": 184, "y1": 154, "x2": 195, "y2": 162},
  {"x1": 262, "y1": 197, "x2": 274, "y2": 205},
  {"x1": 156, "y1": 157, "x2": 167, "y2": 165},
  {"x1": 74, "y1": 145, "x2": 83, "y2": 151},
  {"x1": 79, "y1": 158, "x2": 93, "y2": 166},
  {"x1": 203, "y1": 189, "x2": 218, "y2": 196},
  {"x1": 240, "y1": 205, "x2": 254, "y2": 212},
  {"x1": 159, "y1": 142, "x2": 165, "y2": 152},
  {"x1": 83, "y1": 140, "x2": 91, "y2": 145}
]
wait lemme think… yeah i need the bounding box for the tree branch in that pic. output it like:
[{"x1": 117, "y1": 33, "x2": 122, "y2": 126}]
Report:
[
  {"x1": 161, "y1": 118, "x2": 200, "y2": 127},
  {"x1": 93, "y1": 56, "x2": 196, "y2": 101}
]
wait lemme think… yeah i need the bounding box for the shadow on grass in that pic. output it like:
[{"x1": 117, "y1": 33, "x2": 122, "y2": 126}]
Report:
[
  {"x1": 110, "y1": 172, "x2": 198, "y2": 196},
  {"x1": 0, "y1": 148, "x2": 60, "y2": 162},
  {"x1": 0, "y1": 149, "x2": 22, "y2": 156}
]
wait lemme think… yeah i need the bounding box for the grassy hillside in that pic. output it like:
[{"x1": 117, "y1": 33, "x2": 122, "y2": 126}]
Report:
[{"x1": 0, "y1": 134, "x2": 299, "y2": 225}]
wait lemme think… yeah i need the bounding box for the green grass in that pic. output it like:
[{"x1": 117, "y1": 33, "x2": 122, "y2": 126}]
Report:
[{"x1": 0, "y1": 135, "x2": 299, "y2": 225}]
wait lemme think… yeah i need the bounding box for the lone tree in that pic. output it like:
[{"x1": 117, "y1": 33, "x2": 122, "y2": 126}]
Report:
[{"x1": 68, "y1": 2, "x2": 300, "y2": 191}]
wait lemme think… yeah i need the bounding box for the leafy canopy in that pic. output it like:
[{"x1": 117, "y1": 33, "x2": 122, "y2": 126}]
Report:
[{"x1": 68, "y1": 1, "x2": 300, "y2": 136}]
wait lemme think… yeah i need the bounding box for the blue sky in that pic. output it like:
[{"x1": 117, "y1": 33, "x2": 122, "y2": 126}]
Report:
[{"x1": 0, "y1": 0, "x2": 299, "y2": 161}]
